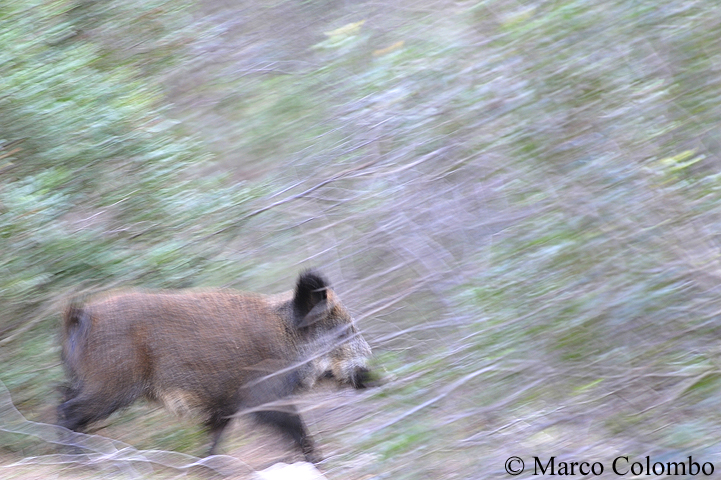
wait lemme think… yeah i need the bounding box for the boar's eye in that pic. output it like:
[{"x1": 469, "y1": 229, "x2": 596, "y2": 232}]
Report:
[{"x1": 334, "y1": 324, "x2": 352, "y2": 341}]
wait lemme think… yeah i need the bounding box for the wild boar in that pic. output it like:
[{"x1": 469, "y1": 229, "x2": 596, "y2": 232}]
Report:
[{"x1": 57, "y1": 270, "x2": 372, "y2": 462}]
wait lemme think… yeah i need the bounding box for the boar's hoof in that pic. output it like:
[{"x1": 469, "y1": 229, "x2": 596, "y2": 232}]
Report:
[{"x1": 299, "y1": 435, "x2": 322, "y2": 463}]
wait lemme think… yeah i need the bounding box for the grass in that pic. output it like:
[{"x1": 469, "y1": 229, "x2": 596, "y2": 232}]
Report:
[{"x1": 2, "y1": 0, "x2": 721, "y2": 478}]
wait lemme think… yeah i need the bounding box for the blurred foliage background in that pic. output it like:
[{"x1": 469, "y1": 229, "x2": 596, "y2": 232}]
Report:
[{"x1": 2, "y1": 0, "x2": 721, "y2": 478}]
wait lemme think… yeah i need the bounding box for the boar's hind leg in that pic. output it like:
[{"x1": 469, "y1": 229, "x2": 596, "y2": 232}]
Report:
[
  {"x1": 253, "y1": 408, "x2": 320, "y2": 463},
  {"x1": 205, "y1": 412, "x2": 232, "y2": 456},
  {"x1": 58, "y1": 388, "x2": 138, "y2": 433}
]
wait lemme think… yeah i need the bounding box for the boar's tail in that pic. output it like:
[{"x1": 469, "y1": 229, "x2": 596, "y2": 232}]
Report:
[{"x1": 62, "y1": 302, "x2": 91, "y2": 374}]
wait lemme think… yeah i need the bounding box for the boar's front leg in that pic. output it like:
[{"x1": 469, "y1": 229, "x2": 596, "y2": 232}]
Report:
[
  {"x1": 253, "y1": 407, "x2": 320, "y2": 463},
  {"x1": 204, "y1": 400, "x2": 240, "y2": 456},
  {"x1": 206, "y1": 416, "x2": 232, "y2": 456}
]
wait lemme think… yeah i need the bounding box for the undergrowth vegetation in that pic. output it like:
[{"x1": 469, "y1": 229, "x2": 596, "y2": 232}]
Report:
[{"x1": 2, "y1": 0, "x2": 721, "y2": 478}]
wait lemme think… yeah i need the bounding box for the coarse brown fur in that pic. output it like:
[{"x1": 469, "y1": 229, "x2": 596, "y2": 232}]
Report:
[{"x1": 58, "y1": 270, "x2": 372, "y2": 462}]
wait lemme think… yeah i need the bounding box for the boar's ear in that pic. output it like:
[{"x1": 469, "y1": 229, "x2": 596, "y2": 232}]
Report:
[{"x1": 293, "y1": 270, "x2": 330, "y2": 327}]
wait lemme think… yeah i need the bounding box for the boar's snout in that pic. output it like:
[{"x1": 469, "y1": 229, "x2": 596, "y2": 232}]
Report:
[
  {"x1": 351, "y1": 366, "x2": 371, "y2": 389},
  {"x1": 318, "y1": 329, "x2": 373, "y2": 389},
  {"x1": 323, "y1": 363, "x2": 372, "y2": 389},
  {"x1": 331, "y1": 328, "x2": 372, "y2": 389}
]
